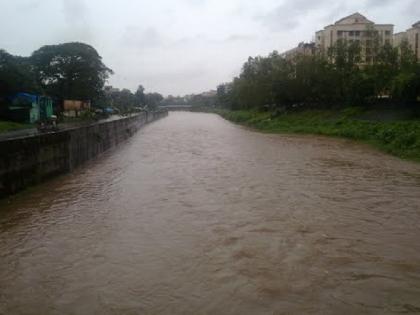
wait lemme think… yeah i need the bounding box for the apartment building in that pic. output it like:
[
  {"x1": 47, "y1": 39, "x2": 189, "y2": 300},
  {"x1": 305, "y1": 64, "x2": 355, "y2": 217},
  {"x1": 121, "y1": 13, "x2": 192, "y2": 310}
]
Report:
[
  {"x1": 281, "y1": 42, "x2": 316, "y2": 61},
  {"x1": 315, "y1": 13, "x2": 394, "y2": 63},
  {"x1": 393, "y1": 21, "x2": 420, "y2": 60}
]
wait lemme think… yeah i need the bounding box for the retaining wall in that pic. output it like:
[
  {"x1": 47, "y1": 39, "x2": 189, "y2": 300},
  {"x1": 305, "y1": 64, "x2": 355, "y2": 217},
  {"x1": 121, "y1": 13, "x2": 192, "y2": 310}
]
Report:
[{"x1": 0, "y1": 111, "x2": 167, "y2": 198}]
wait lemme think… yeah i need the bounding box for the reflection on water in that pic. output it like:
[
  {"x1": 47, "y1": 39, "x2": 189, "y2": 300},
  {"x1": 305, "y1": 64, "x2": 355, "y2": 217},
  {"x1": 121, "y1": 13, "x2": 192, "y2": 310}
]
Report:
[{"x1": 1, "y1": 112, "x2": 420, "y2": 314}]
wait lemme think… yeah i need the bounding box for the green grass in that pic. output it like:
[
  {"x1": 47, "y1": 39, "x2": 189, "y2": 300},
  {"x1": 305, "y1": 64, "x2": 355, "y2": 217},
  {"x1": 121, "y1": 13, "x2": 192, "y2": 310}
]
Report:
[
  {"x1": 0, "y1": 121, "x2": 32, "y2": 133},
  {"x1": 216, "y1": 108, "x2": 420, "y2": 162}
]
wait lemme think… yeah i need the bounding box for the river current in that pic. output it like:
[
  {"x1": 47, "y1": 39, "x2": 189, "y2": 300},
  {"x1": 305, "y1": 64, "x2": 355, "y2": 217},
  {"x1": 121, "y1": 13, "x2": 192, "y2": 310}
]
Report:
[{"x1": 1, "y1": 112, "x2": 420, "y2": 314}]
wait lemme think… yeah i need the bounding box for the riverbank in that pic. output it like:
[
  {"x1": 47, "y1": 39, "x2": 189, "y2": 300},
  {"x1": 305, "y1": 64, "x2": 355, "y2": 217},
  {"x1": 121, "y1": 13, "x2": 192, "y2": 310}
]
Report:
[
  {"x1": 0, "y1": 121, "x2": 31, "y2": 133},
  {"x1": 217, "y1": 108, "x2": 420, "y2": 162},
  {"x1": 0, "y1": 111, "x2": 167, "y2": 198}
]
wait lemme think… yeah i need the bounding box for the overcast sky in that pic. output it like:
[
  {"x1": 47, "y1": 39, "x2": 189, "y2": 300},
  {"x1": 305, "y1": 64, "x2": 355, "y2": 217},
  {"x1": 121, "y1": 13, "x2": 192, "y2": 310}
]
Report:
[{"x1": 0, "y1": 0, "x2": 418, "y2": 96}]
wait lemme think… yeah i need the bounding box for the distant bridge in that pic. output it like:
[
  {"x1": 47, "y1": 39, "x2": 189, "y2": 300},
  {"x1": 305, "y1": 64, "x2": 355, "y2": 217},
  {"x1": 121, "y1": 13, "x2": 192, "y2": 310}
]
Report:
[{"x1": 159, "y1": 105, "x2": 193, "y2": 111}]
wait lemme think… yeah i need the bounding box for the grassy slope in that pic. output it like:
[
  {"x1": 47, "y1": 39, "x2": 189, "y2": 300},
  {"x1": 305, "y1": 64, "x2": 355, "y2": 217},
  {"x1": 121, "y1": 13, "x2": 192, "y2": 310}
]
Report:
[
  {"x1": 0, "y1": 121, "x2": 32, "y2": 133},
  {"x1": 217, "y1": 108, "x2": 420, "y2": 162}
]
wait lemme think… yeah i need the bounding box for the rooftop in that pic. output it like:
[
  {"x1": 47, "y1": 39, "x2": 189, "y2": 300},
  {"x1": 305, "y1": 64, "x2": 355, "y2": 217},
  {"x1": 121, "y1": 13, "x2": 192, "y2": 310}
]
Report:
[{"x1": 335, "y1": 12, "x2": 373, "y2": 25}]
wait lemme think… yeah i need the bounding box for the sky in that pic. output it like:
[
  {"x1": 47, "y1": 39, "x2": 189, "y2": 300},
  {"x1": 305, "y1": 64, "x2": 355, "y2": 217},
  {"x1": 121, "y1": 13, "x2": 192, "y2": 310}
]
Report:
[{"x1": 0, "y1": 0, "x2": 419, "y2": 96}]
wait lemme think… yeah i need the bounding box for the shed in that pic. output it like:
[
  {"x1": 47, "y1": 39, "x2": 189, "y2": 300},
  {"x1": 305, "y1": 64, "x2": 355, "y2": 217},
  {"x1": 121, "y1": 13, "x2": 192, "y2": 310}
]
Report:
[{"x1": 6, "y1": 93, "x2": 53, "y2": 124}]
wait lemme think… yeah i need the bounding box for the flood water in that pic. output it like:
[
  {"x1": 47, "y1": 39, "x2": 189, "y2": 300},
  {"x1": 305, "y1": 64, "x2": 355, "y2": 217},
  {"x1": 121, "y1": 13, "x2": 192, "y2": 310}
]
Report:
[{"x1": 1, "y1": 112, "x2": 420, "y2": 314}]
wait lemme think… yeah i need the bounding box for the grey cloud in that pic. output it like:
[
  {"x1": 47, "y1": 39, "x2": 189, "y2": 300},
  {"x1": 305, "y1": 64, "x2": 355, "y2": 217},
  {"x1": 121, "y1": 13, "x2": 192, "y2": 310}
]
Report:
[
  {"x1": 404, "y1": 0, "x2": 420, "y2": 18},
  {"x1": 317, "y1": 3, "x2": 351, "y2": 27},
  {"x1": 62, "y1": 0, "x2": 88, "y2": 24},
  {"x1": 257, "y1": 0, "x2": 331, "y2": 31},
  {"x1": 170, "y1": 34, "x2": 257, "y2": 48},
  {"x1": 184, "y1": 0, "x2": 207, "y2": 7},
  {"x1": 121, "y1": 27, "x2": 165, "y2": 50},
  {"x1": 121, "y1": 28, "x2": 217, "y2": 52},
  {"x1": 17, "y1": 0, "x2": 42, "y2": 11},
  {"x1": 60, "y1": 0, "x2": 93, "y2": 42},
  {"x1": 365, "y1": 0, "x2": 394, "y2": 7},
  {"x1": 171, "y1": 34, "x2": 208, "y2": 47},
  {"x1": 225, "y1": 34, "x2": 257, "y2": 42}
]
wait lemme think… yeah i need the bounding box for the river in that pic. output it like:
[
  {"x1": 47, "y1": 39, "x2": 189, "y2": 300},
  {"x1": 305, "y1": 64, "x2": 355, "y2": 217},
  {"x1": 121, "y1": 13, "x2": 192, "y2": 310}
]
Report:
[{"x1": 1, "y1": 112, "x2": 420, "y2": 315}]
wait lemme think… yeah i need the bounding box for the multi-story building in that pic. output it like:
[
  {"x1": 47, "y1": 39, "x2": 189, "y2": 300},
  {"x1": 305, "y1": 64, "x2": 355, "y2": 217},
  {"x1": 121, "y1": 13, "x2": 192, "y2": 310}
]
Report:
[
  {"x1": 104, "y1": 86, "x2": 120, "y2": 94},
  {"x1": 393, "y1": 32, "x2": 407, "y2": 48},
  {"x1": 315, "y1": 13, "x2": 394, "y2": 63},
  {"x1": 281, "y1": 42, "x2": 316, "y2": 61},
  {"x1": 393, "y1": 21, "x2": 420, "y2": 60}
]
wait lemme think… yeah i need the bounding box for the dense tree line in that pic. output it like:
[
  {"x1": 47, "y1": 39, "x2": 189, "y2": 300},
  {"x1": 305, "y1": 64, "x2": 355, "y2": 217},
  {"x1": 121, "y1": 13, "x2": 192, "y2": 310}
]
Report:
[
  {"x1": 0, "y1": 50, "x2": 41, "y2": 97},
  {"x1": 160, "y1": 93, "x2": 217, "y2": 107},
  {"x1": 104, "y1": 85, "x2": 163, "y2": 113},
  {"x1": 0, "y1": 43, "x2": 112, "y2": 103},
  {"x1": 216, "y1": 39, "x2": 420, "y2": 112},
  {"x1": 0, "y1": 42, "x2": 162, "y2": 114}
]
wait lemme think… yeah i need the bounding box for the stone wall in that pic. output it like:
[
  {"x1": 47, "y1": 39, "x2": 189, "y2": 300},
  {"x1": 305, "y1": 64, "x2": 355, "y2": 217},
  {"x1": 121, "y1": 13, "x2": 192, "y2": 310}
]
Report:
[{"x1": 0, "y1": 111, "x2": 167, "y2": 198}]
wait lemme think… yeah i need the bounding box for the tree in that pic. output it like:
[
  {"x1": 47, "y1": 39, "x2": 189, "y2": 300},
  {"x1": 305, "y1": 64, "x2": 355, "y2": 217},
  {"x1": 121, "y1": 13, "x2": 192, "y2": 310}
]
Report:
[
  {"x1": 145, "y1": 93, "x2": 164, "y2": 110},
  {"x1": 31, "y1": 42, "x2": 113, "y2": 101},
  {"x1": 135, "y1": 85, "x2": 146, "y2": 106},
  {"x1": 218, "y1": 32, "x2": 419, "y2": 112},
  {"x1": 108, "y1": 88, "x2": 137, "y2": 113},
  {"x1": 217, "y1": 84, "x2": 232, "y2": 108},
  {"x1": 391, "y1": 40, "x2": 420, "y2": 103},
  {"x1": 0, "y1": 50, "x2": 40, "y2": 97},
  {"x1": 364, "y1": 42, "x2": 399, "y2": 98}
]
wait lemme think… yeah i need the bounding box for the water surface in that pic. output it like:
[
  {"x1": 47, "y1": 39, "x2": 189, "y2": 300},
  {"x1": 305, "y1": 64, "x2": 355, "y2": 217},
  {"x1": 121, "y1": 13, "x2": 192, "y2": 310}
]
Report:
[{"x1": 1, "y1": 112, "x2": 420, "y2": 314}]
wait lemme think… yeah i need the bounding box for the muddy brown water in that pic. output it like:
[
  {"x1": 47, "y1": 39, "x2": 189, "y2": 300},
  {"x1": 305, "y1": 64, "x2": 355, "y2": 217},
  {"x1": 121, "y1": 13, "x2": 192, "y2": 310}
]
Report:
[{"x1": 1, "y1": 112, "x2": 420, "y2": 315}]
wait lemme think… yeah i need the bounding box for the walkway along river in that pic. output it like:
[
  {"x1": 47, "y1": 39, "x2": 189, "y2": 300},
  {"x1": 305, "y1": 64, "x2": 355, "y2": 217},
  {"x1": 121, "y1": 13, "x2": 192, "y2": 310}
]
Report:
[{"x1": 1, "y1": 112, "x2": 420, "y2": 314}]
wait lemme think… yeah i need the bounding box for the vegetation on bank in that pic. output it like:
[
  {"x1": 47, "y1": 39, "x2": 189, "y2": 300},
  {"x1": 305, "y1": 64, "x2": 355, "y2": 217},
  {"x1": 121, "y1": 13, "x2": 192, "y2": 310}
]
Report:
[
  {"x1": 217, "y1": 108, "x2": 420, "y2": 161},
  {"x1": 210, "y1": 34, "x2": 420, "y2": 161},
  {"x1": 216, "y1": 39, "x2": 420, "y2": 111},
  {"x1": 0, "y1": 121, "x2": 31, "y2": 133},
  {"x1": 0, "y1": 43, "x2": 164, "y2": 121}
]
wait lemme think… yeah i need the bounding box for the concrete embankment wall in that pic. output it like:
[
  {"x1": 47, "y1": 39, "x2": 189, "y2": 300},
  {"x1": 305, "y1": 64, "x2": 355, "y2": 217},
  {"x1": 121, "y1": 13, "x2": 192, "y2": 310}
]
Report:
[{"x1": 0, "y1": 111, "x2": 167, "y2": 198}]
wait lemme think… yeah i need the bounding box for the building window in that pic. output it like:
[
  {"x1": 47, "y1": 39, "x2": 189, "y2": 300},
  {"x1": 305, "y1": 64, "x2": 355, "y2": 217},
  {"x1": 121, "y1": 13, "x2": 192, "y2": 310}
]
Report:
[
  {"x1": 385, "y1": 30, "x2": 391, "y2": 36},
  {"x1": 355, "y1": 31, "x2": 360, "y2": 36},
  {"x1": 349, "y1": 31, "x2": 354, "y2": 36},
  {"x1": 337, "y1": 31, "x2": 343, "y2": 36}
]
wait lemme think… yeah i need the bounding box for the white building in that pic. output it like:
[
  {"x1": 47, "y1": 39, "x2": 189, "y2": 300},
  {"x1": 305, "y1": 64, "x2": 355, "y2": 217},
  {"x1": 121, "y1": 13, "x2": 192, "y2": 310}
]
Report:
[
  {"x1": 393, "y1": 21, "x2": 420, "y2": 60},
  {"x1": 315, "y1": 13, "x2": 394, "y2": 63},
  {"x1": 281, "y1": 42, "x2": 316, "y2": 61}
]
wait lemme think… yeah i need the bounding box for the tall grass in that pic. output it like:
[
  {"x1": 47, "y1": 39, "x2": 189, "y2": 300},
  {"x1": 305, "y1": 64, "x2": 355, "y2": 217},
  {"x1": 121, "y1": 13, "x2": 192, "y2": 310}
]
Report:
[
  {"x1": 217, "y1": 109, "x2": 420, "y2": 162},
  {"x1": 0, "y1": 121, "x2": 31, "y2": 133}
]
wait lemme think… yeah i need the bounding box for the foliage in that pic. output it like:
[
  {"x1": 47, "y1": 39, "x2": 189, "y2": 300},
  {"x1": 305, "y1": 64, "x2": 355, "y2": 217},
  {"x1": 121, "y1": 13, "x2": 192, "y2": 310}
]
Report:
[
  {"x1": 160, "y1": 92, "x2": 217, "y2": 108},
  {"x1": 217, "y1": 41, "x2": 420, "y2": 112},
  {"x1": 145, "y1": 92, "x2": 164, "y2": 110},
  {"x1": 0, "y1": 120, "x2": 31, "y2": 133},
  {"x1": 30, "y1": 42, "x2": 113, "y2": 101},
  {"x1": 104, "y1": 87, "x2": 163, "y2": 113},
  {"x1": 0, "y1": 50, "x2": 40, "y2": 97},
  {"x1": 135, "y1": 85, "x2": 146, "y2": 106},
  {"x1": 0, "y1": 43, "x2": 166, "y2": 124},
  {"x1": 218, "y1": 109, "x2": 420, "y2": 161}
]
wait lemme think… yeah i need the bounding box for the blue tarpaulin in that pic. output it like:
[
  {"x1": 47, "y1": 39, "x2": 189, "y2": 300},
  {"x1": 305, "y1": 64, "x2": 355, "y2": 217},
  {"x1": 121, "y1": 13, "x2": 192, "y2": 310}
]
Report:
[{"x1": 10, "y1": 93, "x2": 38, "y2": 104}]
